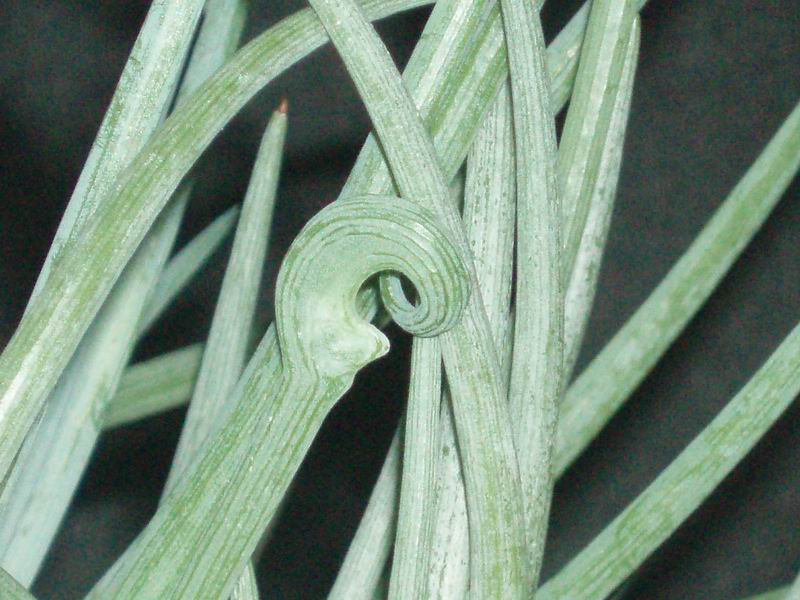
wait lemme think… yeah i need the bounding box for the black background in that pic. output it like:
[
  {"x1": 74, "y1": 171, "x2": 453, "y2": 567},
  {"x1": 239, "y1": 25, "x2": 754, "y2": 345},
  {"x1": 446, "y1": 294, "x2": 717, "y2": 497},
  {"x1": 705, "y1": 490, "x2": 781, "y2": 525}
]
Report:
[{"x1": 1, "y1": 0, "x2": 799, "y2": 598}]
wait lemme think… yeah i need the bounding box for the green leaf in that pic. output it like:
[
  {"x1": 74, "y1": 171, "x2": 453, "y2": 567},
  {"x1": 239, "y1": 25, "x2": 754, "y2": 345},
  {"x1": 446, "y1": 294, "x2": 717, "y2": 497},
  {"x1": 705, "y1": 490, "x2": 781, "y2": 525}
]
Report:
[
  {"x1": 0, "y1": 0, "x2": 214, "y2": 581},
  {"x1": 0, "y1": 0, "x2": 629, "y2": 487},
  {"x1": 307, "y1": 0, "x2": 529, "y2": 596},
  {"x1": 161, "y1": 104, "x2": 286, "y2": 599},
  {"x1": 563, "y1": 19, "x2": 640, "y2": 374},
  {"x1": 388, "y1": 340, "x2": 442, "y2": 600},
  {"x1": 557, "y1": 0, "x2": 637, "y2": 279},
  {"x1": 388, "y1": 176, "x2": 474, "y2": 600},
  {"x1": 139, "y1": 205, "x2": 240, "y2": 336},
  {"x1": 555, "y1": 99, "x2": 800, "y2": 475},
  {"x1": 0, "y1": 567, "x2": 34, "y2": 600},
  {"x1": 330, "y1": 1, "x2": 650, "y2": 593},
  {"x1": 0, "y1": 0, "x2": 430, "y2": 491},
  {"x1": 102, "y1": 203, "x2": 241, "y2": 430},
  {"x1": 539, "y1": 320, "x2": 800, "y2": 600},
  {"x1": 427, "y1": 82, "x2": 517, "y2": 599},
  {"x1": 0, "y1": 0, "x2": 248, "y2": 583},
  {"x1": 102, "y1": 344, "x2": 204, "y2": 430},
  {"x1": 25, "y1": 0, "x2": 206, "y2": 303},
  {"x1": 498, "y1": 0, "x2": 562, "y2": 583},
  {"x1": 89, "y1": 197, "x2": 470, "y2": 600},
  {"x1": 163, "y1": 106, "x2": 287, "y2": 492}
]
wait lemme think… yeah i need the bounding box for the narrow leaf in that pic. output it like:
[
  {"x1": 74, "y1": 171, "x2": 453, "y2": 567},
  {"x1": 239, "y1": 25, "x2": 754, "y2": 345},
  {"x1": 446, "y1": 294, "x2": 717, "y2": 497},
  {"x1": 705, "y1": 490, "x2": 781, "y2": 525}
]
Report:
[
  {"x1": 160, "y1": 104, "x2": 286, "y2": 600},
  {"x1": 0, "y1": 0, "x2": 431, "y2": 490},
  {"x1": 307, "y1": 0, "x2": 528, "y2": 596},
  {"x1": 138, "y1": 205, "x2": 240, "y2": 335},
  {"x1": 388, "y1": 175, "x2": 480, "y2": 600},
  {"x1": 499, "y1": 0, "x2": 563, "y2": 584},
  {"x1": 540, "y1": 321, "x2": 800, "y2": 600},
  {"x1": 0, "y1": 0, "x2": 635, "y2": 484},
  {"x1": 0, "y1": 0, "x2": 247, "y2": 582},
  {"x1": 563, "y1": 20, "x2": 640, "y2": 373},
  {"x1": 89, "y1": 197, "x2": 470, "y2": 599},
  {"x1": 25, "y1": 0, "x2": 205, "y2": 303},
  {"x1": 557, "y1": 0, "x2": 637, "y2": 279},
  {"x1": 427, "y1": 83, "x2": 517, "y2": 599},
  {"x1": 388, "y1": 340, "x2": 442, "y2": 600},
  {"x1": 0, "y1": 568, "x2": 34, "y2": 600},
  {"x1": 330, "y1": 0, "x2": 652, "y2": 591},
  {"x1": 102, "y1": 344, "x2": 204, "y2": 430},
  {"x1": 555, "y1": 100, "x2": 800, "y2": 475},
  {"x1": 164, "y1": 106, "x2": 287, "y2": 491}
]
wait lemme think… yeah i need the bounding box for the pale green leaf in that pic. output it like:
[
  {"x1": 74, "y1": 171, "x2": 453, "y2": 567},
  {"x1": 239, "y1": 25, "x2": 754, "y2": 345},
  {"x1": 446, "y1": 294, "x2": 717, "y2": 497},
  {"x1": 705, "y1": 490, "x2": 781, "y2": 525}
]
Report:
[
  {"x1": 0, "y1": 0, "x2": 247, "y2": 583},
  {"x1": 160, "y1": 104, "x2": 286, "y2": 600},
  {"x1": 0, "y1": 567, "x2": 34, "y2": 600},
  {"x1": 0, "y1": 0, "x2": 430, "y2": 489},
  {"x1": 307, "y1": 0, "x2": 528, "y2": 597},
  {"x1": 139, "y1": 205, "x2": 240, "y2": 335},
  {"x1": 25, "y1": 0, "x2": 206, "y2": 303},
  {"x1": 102, "y1": 344, "x2": 204, "y2": 430},
  {"x1": 330, "y1": 0, "x2": 649, "y2": 592},
  {"x1": 539, "y1": 321, "x2": 800, "y2": 600},
  {"x1": 89, "y1": 196, "x2": 470, "y2": 599},
  {"x1": 563, "y1": 20, "x2": 640, "y2": 374},
  {"x1": 427, "y1": 82, "x2": 517, "y2": 599},
  {"x1": 558, "y1": 0, "x2": 637, "y2": 279},
  {"x1": 499, "y1": 0, "x2": 562, "y2": 583},
  {"x1": 555, "y1": 100, "x2": 800, "y2": 475},
  {"x1": 0, "y1": 0, "x2": 629, "y2": 485},
  {"x1": 163, "y1": 106, "x2": 287, "y2": 492}
]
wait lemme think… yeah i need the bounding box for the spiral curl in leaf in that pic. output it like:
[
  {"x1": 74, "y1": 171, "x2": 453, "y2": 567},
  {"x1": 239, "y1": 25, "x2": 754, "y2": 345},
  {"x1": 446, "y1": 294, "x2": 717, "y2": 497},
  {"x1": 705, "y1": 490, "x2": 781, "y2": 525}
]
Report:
[
  {"x1": 88, "y1": 194, "x2": 469, "y2": 600},
  {"x1": 277, "y1": 195, "x2": 470, "y2": 379}
]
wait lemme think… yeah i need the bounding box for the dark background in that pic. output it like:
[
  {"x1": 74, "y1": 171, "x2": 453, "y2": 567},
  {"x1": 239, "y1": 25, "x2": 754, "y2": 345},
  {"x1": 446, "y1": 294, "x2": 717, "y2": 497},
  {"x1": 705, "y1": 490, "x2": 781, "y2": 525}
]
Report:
[{"x1": 1, "y1": 0, "x2": 799, "y2": 598}]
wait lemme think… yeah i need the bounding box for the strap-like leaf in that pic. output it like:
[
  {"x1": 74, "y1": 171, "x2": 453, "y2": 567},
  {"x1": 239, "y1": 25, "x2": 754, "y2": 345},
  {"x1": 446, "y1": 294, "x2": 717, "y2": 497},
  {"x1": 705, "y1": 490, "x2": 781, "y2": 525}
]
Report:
[
  {"x1": 102, "y1": 344, "x2": 204, "y2": 429},
  {"x1": 540, "y1": 320, "x2": 800, "y2": 600},
  {"x1": 0, "y1": 0, "x2": 242, "y2": 583},
  {"x1": 556, "y1": 100, "x2": 800, "y2": 474},
  {"x1": 0, "y1": 568, "x2": 34, "y2": 600},
  {"x1": 499, "y1": 0, "x2": 562, "y2": 584},
  {"x1": 307, "y1": 0, "x2": 529, "y2": 596},
  {"x1": 138, "y1": 205, "x2": 240, "y2": 335},
  {"x1": 90, "y1": 197, "x2": 470, "y2": 599}
]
